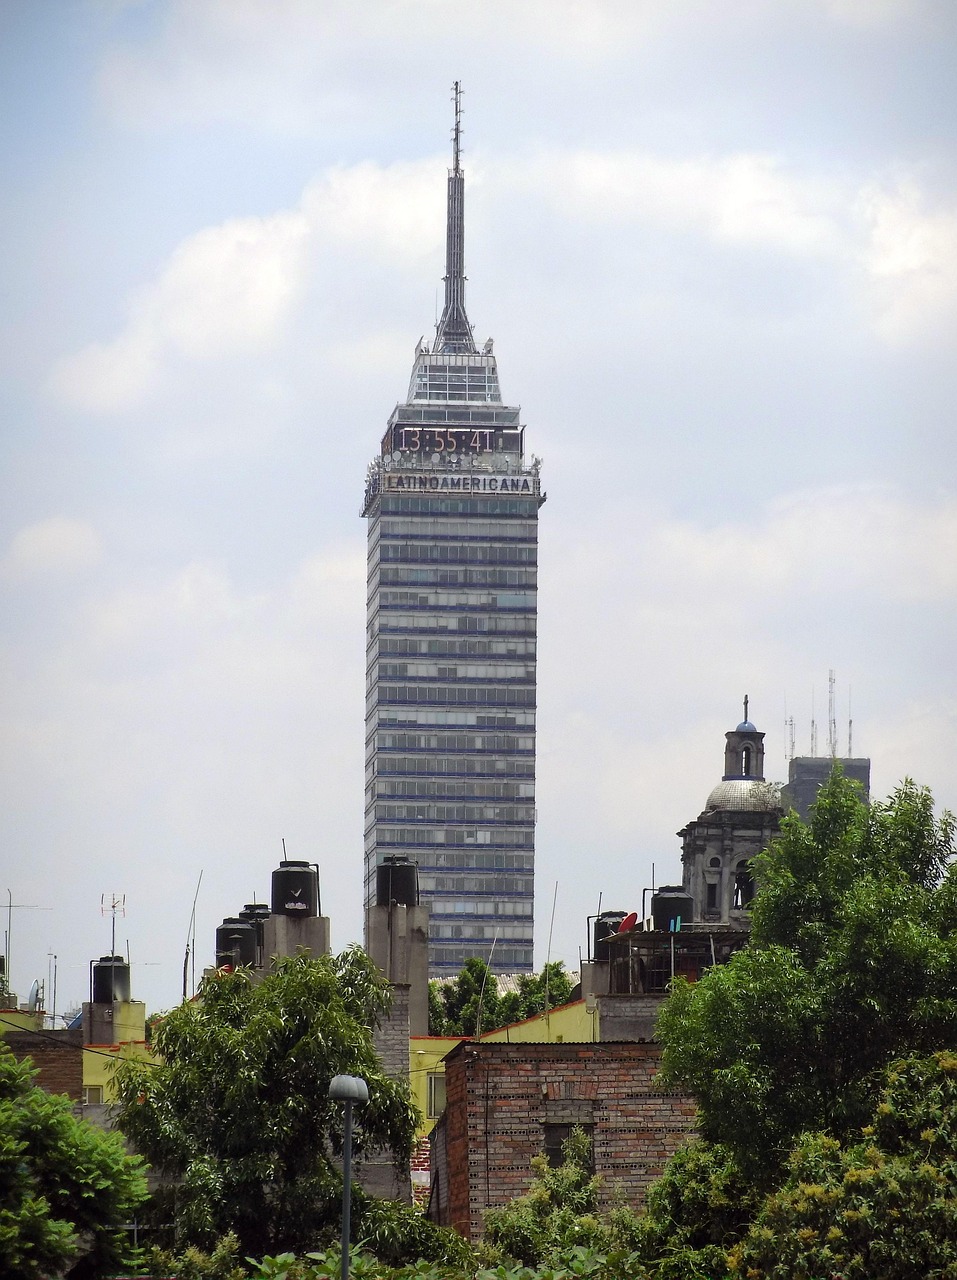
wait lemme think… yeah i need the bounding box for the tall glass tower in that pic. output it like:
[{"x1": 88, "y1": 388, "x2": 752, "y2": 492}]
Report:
[{"x1": 362, "y1": 86, "x2": 543, "y2": 975}]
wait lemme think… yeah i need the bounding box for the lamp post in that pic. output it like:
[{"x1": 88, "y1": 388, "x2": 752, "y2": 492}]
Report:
[{"x1": 328, "y1": 1074, "x2": 369, "y2": 1280}]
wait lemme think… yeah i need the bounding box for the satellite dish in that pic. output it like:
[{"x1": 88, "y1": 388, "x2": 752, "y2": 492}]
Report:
[
  {"x1": 383, "y1": 459, "x2": 392, "y2": 471},
  {"x1": 392, "y1": 451, "x2": 402, "y2": 462},
  {"x1": 27, "y1": 980, "x2": 40, "y2": 1012},
  {"x1": 618, "y1": 912, "x2": 639, "y2": 934},
  {"x1": 431, "y1": 453, "x2": 441, "y2": 464}
]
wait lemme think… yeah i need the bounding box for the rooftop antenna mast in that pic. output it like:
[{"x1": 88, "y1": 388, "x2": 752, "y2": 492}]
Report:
[
  {"x1": 810, "y1": 687, "x2": 817, "y2": 758},
  {"x1": 100, "y1": 893, "x2": 126, "y2": 957},
  {"x1": 828, "y1": 669, "x2": 837, "y2": 758},
  {"x1": 848, "y1": 684, "x2": 853, "y2": 757},
  {"x1": 434, "y1": 80, "x2": 476, "y2": 355}
]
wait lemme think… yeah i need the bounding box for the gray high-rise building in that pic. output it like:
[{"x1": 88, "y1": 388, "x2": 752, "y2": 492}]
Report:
[{"x1": 361, "y1": 88, "x2": 543, "y2": 975}]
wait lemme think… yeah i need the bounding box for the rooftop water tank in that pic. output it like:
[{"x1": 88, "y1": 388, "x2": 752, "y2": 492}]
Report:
[
  {"x1": 376, "y1": 856, "x2": 419, "y2": 908},
  {"x1": 593, "y1": 911, "x2": 627, "y2": 961},
  {"x1": 215, "y1": 918, "x2": 257, "y2": 968},
  {"x1": 651, "y1": 886, "x2": 694, "y2": 932},
  {"x1": 91, "y1": 955, "x2": 131, "y2": 1004},
  {"x1": 271, "y1": 860, "x2": 319, "y2": 917}
]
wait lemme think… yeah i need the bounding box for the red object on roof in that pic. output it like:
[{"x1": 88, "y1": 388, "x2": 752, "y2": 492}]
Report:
[{"x1": 618, "y1": 911, "x2": 638, "y2": 932}]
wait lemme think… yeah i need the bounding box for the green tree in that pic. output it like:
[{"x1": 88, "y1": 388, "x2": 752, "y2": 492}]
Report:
[
  {"x1": 730, "y1": 1051, "x2": 957, "y2": 1279},
  {"x1": 113, "y1": 948, "x2": 419, "y2": 1259},
  {"x1": 429, "y1": 959, "x2": 576, "y2": 1036},
  {"x1": 657, "y1": 773, "x2": 957, "y2": 1183},
  {"x1": 0, "y1": 1042, "x2": 147, "y2": 1280}
]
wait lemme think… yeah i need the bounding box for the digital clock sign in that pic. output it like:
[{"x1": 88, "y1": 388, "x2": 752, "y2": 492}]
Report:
[{"x1": 385, "y1": 427, "x2": 522, "y2": 457}]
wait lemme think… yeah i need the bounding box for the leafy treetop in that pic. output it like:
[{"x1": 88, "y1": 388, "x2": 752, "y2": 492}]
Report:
[
  {"x1": 113, "y1": 947, "x2": 419, "y2": 1259},
  {"x1": 428, "y1": 960, "x2": 575, "y2": 1036},
  {"x1": 657, "y1": 772, "x2": 957, "y2": 1183},
  {"x1": 0, "y1": 1041, "x2": 147, "y2": 1280}
]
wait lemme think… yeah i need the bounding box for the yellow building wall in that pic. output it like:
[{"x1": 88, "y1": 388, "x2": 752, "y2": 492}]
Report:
[
  {"x1": 479, "y1": 998, "x2": 596, "y2": 1045},
  {"x1": 83, "y1": 1001, "x2": 157, "y2": 1102},
  {"x1": 0, "y1": 1008, "x2": 45, "y2": 1033},
  {"x1": 409, "y1": 1036, "x2": 464, "y2": 1140}
]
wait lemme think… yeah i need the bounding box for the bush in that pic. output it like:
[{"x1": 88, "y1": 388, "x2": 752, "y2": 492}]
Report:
[
  {"x1": 631, "y1": 1139, "x2": 761, "y2": 1279},
  {"x1": 483, "y1": 1127, "x2": 616, "y2": 1267},
  {"x1": 729, "y1": 1052, "x2": 957, "y2": 1280}
]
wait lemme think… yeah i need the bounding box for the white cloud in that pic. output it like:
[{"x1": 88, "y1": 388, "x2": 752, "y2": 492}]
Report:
[
  {"x1": 857, "y1": 179, "x2": 957, "y2": 343},
  {"x1": 1, "y1": 518, "x2": 103, "y2": 579},
  {"x1": 536, "y1": 149, "x2": 842, "y2": 256},
  {"x1": 647, "y1": 485, "x2": 957, "y2": 603},
  {"x1": 50, "y1": 160, "x2": 441, "y2": 415}
]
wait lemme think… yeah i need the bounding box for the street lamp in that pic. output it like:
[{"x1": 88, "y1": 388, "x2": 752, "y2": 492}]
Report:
[{"x1": 328, "y1": 1074, "x2": 369, "y2": 1280}]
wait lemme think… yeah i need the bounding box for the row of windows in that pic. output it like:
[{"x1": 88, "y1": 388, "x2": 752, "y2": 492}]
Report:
[
  {"x1": 374, "y1": 803, "x2": 534, "y2": 824},
  {"x1": 378, "y1": 567, "x2": 536, "y2": 588},
  {"x1": 375, "y1": 685, "x2": 536, "y2": 708},
  {"x1": 374, "y1": 779, "x2": 534, "y2": 800},
  {"x1": 365, "y1": 850, "x2": 534, "y2": 875},
  {"x1": 374, "y1": 732, "x2": 533, "y2": 754},
  {"x1": 376, "y1": 638, "x2": 536, "y2": 659},
  {"x1": 430, "y1": 944, "x2": 532, "y2": 970},
  {"x1": 377, "y1": 520, "x2": 538, "y2": 542},
  {"x1": 380, "y1": 496, "x2": 540, "y2": 517},
  {"x1": 375, "y1": 613, "x2": 537, "y2": 636},
  {"x1": 375, "y1": 756, "x2": 535, "y2": 777},
  {"x1": 433, "y1": 922, "x2": 533, "y2": 941},
  {"x1": 378, "y1": 542, "x2": 537, "y2": 564},
  {"x1": 376, "y1": 589, "x2": 535, "y2": 610},
  {"x1": 375, "y1": 827, "x2": 534, "y2": 848},
  {"x1": 374, "y1": 709, "x2": 535, "y2": 729},
  {"x1": 424, "y1": 875, "x2": 533, "y2": 895},
  {"x1": 377, "y1": 662, "x2": 534, "y2": 682},
  {"x1": 417, "y1": 895, "x2": 534, "y2": 917}
]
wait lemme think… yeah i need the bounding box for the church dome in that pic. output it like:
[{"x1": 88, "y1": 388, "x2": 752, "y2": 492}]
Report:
[
  {"x1": 737, "y1": 719, "x2": 757, "y2": 732},
  {"x1": 705, "y1": 778, "x2": 781, "y2": 813}
]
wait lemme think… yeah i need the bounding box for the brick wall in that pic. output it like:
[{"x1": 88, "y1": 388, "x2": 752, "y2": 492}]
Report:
[
  {"x1": 440, "y1": 1040, "x2": 696, "y2": 1240},
  {"x1": 4, "y1": 1030, "x2": 84, "y2": 1101}
]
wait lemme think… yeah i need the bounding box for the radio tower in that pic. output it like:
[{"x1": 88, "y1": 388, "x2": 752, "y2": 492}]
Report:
[{"x1": 827, "y1": 668, "x2": 838, "y2": 758}]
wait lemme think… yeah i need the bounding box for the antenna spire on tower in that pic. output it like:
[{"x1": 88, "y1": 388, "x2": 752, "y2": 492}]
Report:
[
  {"x1": 434, "y1": 80, "x2": 476, "y2": 355},
  {"x1": 743, "y1": 693, "x2": 749, "y2": 723},
  {"x1": 452, "y1": 79, "x2": 462, "y2": 175}
]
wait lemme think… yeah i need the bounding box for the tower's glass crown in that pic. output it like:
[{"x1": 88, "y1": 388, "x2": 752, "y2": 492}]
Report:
[{"x1": 362, "y1": 86, "x2": 543, "y2": 974}]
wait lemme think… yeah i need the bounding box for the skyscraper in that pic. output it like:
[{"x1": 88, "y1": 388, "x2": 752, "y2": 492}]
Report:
[{"x1": 362, "y1": 87, "x2": 543, "y2": 975}]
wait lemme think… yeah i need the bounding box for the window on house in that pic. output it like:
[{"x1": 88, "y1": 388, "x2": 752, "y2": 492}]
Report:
[
  {"x1": 706, "y1": 881, "x2": 718, "y2": 910},
  {"x1": 83, "y1": 1086, "x2": 104, "y2": 1105},
  {"x1": 542, "y1": 1123, "x2": 594, "y2": 1169},
  {"x1": 427, "y1": 1072, "x2": 447, "y2": 1119}
]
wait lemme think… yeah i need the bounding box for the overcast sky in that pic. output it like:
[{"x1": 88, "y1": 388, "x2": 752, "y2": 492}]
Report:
[{"x1": 2, "y1": 0, "x2": 955, "y2": 1018}]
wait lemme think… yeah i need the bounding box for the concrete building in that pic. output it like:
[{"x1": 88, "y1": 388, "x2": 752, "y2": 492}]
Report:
[
  {"x1": 782, "y1": 754, "x2": 871, "y2": 819},
  {"x1": 362, "y1": 86, "x2": 543, "y2": 975}
]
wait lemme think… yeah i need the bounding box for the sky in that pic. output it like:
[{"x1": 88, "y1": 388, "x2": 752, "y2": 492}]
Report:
[{"x1": 1, "y1": 0, "x2": 955, "y2": 1018}]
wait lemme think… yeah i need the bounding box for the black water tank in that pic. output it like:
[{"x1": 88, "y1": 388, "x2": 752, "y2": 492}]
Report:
[
  {"x1": 271, "y1": 861, "x2": 319, "y2": 917},
  {"x1": 215, "y1": 918, "x2": 257, "y2": 968},
  {"x1": 92, "y1": 955, "x2": 131, "y2": 1004},
  {"x1": 593, "y1": 911, "x2": 628, "y2": 961},
  {"x1": 651, "y1": 886, "x2": 694, "y2": 931},
  {"x1": 239, "y1": 902, "x2": 270, "y2": 940},
  {"x1": 376, "y1": 856, "x2": 419, "y2": 908}
]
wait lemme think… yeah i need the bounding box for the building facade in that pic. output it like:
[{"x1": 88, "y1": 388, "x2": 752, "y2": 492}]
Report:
[{"x1": 362, "y1": 88, "x2": 543, "y2": 975}]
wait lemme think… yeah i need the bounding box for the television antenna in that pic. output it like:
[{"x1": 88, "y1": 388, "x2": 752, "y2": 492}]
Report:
[
  {"x1": 100, "y1": 893, "x2": 126, "y2": 957},
  {"x1": 4, "y1": 889, "x2": 52, "y2": 1003}
]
